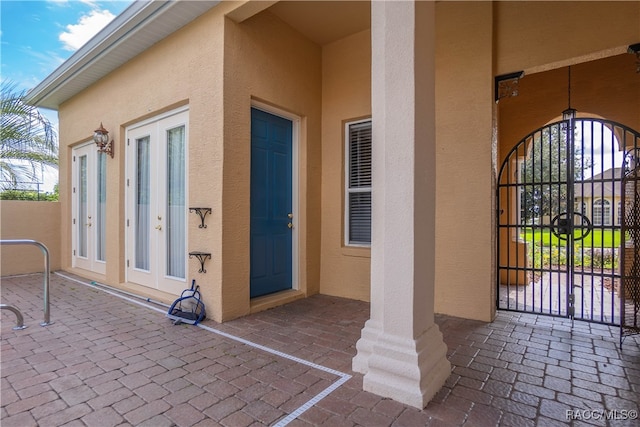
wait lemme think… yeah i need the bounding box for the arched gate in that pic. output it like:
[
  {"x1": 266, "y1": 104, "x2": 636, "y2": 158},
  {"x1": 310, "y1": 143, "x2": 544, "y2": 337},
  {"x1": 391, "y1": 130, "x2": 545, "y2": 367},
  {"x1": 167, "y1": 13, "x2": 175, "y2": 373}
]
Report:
[{"x1": 497, "y1": 117, "x2": 640, "y2": 337}]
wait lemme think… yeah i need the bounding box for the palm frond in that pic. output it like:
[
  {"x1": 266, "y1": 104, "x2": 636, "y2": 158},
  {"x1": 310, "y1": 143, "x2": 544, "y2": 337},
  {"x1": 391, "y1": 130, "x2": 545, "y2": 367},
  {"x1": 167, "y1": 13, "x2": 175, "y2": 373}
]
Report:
[{"x1": 0, "y1": 80, "x2": 58, "y2": 188}]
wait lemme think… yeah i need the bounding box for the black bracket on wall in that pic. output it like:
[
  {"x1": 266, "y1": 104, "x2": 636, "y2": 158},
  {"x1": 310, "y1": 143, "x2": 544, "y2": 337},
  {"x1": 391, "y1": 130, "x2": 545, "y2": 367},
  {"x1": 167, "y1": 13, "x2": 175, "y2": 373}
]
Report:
[
  {"x1": 189, "y1": 207, "x2": 212, "y2": 228},
  {"x1": 189, "y1": 251, "x2": 211, "y2": 273}
]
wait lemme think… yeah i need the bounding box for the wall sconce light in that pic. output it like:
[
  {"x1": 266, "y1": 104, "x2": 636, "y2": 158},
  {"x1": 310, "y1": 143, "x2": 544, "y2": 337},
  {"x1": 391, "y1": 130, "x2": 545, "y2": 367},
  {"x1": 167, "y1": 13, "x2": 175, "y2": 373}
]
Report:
[
  {"x1": 494, "y1": 70, "x2": 524, "y2": 103},
  {"x1": 629, "y1": 43, "x2": 640, "y2": 73},
  {"x1": 93, "y1": 123, "x2": 114, "y2": 158}
]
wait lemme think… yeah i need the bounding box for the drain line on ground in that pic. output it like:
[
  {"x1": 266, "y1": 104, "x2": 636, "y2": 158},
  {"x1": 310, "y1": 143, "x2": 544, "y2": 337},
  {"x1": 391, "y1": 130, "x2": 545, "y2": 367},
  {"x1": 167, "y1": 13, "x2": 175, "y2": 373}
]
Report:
[{"x1": 53, "y1": 272, "x2": 351, "y2": 426}]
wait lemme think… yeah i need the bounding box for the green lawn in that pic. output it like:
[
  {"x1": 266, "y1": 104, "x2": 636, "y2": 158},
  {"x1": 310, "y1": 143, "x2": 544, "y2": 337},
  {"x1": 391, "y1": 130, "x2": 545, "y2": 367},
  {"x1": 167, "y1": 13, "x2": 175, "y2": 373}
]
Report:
[{"x1": 521, "y1": 228, "x2": 621, "y2": 248}]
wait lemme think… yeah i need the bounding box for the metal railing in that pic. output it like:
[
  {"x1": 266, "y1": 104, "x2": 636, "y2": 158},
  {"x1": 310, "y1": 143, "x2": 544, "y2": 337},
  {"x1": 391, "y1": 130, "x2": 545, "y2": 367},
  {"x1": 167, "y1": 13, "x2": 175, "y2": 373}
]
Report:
[
  {"x1": 0, "y1": 239, "x2": 52, "y2": 326},
  {"x1": 0, "y1": 304, "x2": 26, "y2": 329}
]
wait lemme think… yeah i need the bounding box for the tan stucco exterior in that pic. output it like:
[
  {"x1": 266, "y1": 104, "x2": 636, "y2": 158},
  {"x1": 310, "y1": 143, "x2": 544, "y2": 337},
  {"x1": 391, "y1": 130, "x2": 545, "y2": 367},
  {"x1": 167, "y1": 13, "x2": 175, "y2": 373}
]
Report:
[
  {"x1": 495, "y1": 1, "x2": 640, "y2": 76},
  {"x1": 0, "y1": 201, "x2": 61, "y2": 275},
  {"x1": 320, "y1": 29, "x2": 372, "y2": 301},
  {"x1": 25, "y1": 1, "x2": 640, "y2": 325},
  {"x1": 221, "y1": 10, "x2": 323, "y2": 320},
  {"x1": 56, "y1": 3, "x2": 231, "y2": 314},
  {"x1": 433, "y1": 2, "x2": 496, "y2": 320}
]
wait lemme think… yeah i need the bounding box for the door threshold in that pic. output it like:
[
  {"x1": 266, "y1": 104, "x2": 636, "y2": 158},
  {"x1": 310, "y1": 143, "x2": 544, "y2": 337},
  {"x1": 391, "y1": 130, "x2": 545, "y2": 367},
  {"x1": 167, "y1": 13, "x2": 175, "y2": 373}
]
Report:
[{"x1": 250, "y1": 289, "x2": 305, "y2": 314}]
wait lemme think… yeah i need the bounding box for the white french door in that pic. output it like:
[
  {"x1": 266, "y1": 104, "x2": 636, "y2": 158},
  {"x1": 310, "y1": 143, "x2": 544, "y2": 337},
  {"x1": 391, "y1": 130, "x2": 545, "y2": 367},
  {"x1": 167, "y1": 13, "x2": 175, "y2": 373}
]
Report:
[
  {"x1": 126, "y1": 109, "x2": 188, "y2": 295},
  {"x1": 72, "y1": 143, "x2": 107, "y2": 275}
]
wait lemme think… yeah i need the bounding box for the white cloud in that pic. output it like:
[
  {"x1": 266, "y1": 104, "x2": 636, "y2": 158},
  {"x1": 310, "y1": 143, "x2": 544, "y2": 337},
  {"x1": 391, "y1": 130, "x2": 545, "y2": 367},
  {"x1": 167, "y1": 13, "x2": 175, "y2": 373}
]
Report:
[{"x1": 59, "y1": 9, "x2": 115, "y2": 51}]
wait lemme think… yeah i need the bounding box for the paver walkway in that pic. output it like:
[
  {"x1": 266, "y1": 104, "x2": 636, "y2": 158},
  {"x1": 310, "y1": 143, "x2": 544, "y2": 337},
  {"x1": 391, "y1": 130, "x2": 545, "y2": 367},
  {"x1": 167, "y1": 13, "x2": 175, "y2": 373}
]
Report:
[
  {"x1": 499, "y1": 272, "x2": 620, "y2": 324},
  {"x1": 1, "y1": 272, "x2": 639, "y2": 426}
]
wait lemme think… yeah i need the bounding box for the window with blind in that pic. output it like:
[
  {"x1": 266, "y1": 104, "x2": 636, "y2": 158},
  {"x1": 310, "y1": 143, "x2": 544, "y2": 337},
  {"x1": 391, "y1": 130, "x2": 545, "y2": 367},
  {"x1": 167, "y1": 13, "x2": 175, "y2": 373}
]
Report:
[{"x1": 345, "y1": 119, "x2": 372, "y2": 246}]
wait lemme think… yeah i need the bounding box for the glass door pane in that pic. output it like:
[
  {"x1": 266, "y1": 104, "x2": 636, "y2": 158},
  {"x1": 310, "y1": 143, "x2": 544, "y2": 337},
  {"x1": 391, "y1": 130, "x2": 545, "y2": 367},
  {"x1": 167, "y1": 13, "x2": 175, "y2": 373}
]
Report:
[
  {"x1": 97, "y1": 152, "x2": 107, "y2": 262},
  {"x1": 79, "y1": 155, "x2": 88, "y2": 257},
  {"x1": 135, "y1": 137, "x2": 150, "y2": 270},
  {"x1": 166, "y1": 126, "x2": 185, "y2": 279}
]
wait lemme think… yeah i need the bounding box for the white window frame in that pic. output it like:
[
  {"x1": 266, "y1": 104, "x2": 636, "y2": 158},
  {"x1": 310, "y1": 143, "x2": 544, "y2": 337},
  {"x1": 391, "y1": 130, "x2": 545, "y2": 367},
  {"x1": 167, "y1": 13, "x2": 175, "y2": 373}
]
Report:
[
  {"x1": 593, "y1": 198, "x2": 611, "y2": 226},
  {"x1": 344, "y1": 118, "x2": 372, "y2": 247}
]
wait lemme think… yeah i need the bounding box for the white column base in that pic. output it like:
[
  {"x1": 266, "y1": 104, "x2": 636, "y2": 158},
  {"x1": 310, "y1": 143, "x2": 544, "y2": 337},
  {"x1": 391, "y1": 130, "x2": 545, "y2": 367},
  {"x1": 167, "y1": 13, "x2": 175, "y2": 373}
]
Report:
[
  {"x1": 362, "y1": 323, "x2": 451, "y2": 409},
  {"x1": 352, "y1": 318, "x2": 382, "y2": 373}
]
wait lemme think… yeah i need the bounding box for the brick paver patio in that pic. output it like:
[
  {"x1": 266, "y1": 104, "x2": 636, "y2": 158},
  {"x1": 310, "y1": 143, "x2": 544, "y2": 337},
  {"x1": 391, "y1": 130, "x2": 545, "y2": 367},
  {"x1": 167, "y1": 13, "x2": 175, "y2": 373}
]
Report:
[{"x1": 1, "y1": 272, "x2": 639, "y2": 426}]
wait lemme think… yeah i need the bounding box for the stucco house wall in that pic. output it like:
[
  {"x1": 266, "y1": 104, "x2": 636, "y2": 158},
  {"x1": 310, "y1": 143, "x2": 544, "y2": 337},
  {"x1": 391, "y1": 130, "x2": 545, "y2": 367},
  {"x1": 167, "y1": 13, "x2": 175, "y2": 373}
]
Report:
[
  {"x1": 433, "y1": 1, "x2": 496, "y2": 321},
  {"x1": 56, "y1": 4, "x2": 232, "y2": 313},
  {"x1": 496, "y1": 1, "x2": 640, "y2": 155},
  {"x1": 0, "y1": 201, "x2": 61, "y2": 275},
  {"x1": 221, "y1": 10, "x2": 323, "y2": 320},
  {"x1": 320, "y1": 29, "x2": 372, "y2": 301},
  {"x1": 53, "y1": 3, "x2": 324, "y2": 322}
]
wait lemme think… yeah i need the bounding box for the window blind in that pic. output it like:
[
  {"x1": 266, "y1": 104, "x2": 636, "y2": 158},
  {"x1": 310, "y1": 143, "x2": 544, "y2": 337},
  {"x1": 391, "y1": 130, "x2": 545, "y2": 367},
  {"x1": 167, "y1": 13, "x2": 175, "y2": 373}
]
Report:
[{"x1": 346, "y1": 120, "x2": 372, "y2": 245}]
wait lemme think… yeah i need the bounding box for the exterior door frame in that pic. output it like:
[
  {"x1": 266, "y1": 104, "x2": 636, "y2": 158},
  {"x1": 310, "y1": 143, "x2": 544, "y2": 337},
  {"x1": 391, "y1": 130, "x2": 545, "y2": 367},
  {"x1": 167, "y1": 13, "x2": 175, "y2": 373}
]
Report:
[
  {"x1": 125, "y1": 106, "x2": 189, "y2": 295},
  {"x1": 250, "y1": 100, "x2": 300, "y2": 295},
  {"x1": 71, "y1": 142, "x2": 106, "y2": 275}
]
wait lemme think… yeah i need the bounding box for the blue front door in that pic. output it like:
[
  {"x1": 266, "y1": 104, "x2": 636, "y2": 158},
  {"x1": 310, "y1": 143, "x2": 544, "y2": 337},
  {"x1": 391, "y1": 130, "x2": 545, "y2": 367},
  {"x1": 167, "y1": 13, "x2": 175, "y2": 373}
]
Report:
[{"x1": 250, "y1": 108, "x2": 293, "y2": 298}]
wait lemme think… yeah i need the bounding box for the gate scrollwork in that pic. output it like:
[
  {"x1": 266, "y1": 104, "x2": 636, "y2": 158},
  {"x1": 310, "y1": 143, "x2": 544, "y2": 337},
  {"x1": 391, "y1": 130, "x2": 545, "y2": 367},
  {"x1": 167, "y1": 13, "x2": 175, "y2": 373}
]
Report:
[{"x1": 621, "y1": 154, "x2": 640, "y2": 347}]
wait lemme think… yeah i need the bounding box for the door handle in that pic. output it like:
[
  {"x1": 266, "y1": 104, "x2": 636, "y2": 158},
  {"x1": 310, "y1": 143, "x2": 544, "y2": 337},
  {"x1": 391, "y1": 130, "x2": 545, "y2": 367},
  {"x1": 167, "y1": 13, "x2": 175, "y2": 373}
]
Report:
[{"x1": 155, "y1": 225, "x2": 162, "y2": 231}]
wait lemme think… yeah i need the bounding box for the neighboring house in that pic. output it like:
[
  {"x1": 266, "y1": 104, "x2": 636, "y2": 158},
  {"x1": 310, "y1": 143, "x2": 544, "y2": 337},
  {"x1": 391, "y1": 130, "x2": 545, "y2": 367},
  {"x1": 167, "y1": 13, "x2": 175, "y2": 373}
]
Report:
[
  {"x1": 575, "y1": 168, "x2": 624, "y2": 226},
  {"x1": 25, "y1": 0, "x2": 640, "y2": 409}
]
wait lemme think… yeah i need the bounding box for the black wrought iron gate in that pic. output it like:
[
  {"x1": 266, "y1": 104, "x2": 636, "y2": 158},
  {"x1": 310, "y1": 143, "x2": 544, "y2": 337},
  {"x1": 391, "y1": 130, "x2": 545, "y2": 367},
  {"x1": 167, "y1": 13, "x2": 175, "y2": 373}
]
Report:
[
  {"x1": 621, "y1": 154, "x2": 640, "y2": 344},
  {"x1": 497, "y1": 118, "x2": 640, "y2": 331}
]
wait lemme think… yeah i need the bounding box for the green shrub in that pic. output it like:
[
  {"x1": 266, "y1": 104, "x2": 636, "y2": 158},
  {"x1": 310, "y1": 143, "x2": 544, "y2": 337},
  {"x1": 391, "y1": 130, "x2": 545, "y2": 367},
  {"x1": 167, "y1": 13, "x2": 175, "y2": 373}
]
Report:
[{"x1": 0, "y1": 186, "x2": 58, "y2": 201}]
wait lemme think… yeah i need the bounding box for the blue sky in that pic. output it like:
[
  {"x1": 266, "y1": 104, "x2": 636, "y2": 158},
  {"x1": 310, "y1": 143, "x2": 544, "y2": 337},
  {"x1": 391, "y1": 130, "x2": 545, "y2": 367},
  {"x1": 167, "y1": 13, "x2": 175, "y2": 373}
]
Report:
[
  {"x1": 2, "y1": 0, "x2": 133, "y2": 190},
  {"x1": 2, "y1": 0, "x2": 132, "y2": 94}
]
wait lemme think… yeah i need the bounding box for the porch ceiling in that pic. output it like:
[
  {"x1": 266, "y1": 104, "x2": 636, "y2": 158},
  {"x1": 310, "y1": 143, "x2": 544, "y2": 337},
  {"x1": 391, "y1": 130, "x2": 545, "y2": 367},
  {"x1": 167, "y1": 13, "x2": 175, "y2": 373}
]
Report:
[{"x1": 267, "y1": 1, "x2": 371, "y2": 45}]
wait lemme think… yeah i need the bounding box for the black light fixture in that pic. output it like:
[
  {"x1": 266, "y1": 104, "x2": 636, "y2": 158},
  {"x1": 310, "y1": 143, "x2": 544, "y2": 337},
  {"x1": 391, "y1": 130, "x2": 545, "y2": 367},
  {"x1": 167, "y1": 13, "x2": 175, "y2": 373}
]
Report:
[
  {"x1": 495, "y1": 70, "x2": 524, "y2": 103},
  {"x1": 562, "y1": 66, "x2": 576, "y2": 121},
  {"x1": 93, "y1": 123, "x2": 114, "y2": 158},
  {"x1": 629, "y1": 43, "x2": 640, "y2": 73}
]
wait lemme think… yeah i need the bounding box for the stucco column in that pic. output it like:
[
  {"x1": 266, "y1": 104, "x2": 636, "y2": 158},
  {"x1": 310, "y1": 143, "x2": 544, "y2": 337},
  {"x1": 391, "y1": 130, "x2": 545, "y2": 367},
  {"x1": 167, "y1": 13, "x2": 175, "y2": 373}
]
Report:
[{"x1": 352, "y1": 0, "x2": 451, "y2": 409}]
